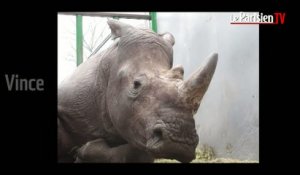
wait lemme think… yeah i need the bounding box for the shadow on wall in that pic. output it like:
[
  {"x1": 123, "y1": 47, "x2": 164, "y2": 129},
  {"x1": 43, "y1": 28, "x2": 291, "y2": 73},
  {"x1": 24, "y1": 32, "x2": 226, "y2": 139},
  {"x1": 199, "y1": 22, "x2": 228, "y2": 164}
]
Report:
[{"x1": 157, "y1": 12, "x2": 259, "y2": 160}]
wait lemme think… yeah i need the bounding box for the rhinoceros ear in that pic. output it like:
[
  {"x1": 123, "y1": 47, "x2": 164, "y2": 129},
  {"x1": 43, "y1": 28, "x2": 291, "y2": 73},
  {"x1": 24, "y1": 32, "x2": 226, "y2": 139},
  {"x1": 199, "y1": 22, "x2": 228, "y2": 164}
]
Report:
[
  {"x1": 165, "y1": 65, "x2": 184, "y2": 79},
  {"x1": 160, "y1": 32, "x2": 175, "y2": 46},
  {"x1": 107, "y1": 19, "x2": 132, "y2": 39}
]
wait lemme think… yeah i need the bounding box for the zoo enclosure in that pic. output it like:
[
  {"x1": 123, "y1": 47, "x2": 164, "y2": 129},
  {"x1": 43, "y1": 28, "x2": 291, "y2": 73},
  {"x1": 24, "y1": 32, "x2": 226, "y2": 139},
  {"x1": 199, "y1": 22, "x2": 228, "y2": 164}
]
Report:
[{"x1": 58, "y1": 12, "x2": 259, "y2": 161}]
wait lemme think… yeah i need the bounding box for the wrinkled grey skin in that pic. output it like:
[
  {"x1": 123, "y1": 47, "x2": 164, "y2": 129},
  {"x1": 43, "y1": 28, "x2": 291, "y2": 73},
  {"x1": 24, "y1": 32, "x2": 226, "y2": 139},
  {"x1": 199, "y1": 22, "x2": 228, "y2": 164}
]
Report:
[{"x1": 58, "y1": 20, "x2": 218, "y2": 163}]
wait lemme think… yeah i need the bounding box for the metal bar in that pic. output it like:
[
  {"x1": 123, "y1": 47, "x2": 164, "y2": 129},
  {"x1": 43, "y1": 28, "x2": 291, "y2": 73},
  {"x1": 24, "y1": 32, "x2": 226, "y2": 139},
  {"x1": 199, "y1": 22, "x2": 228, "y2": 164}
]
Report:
[
  {"x1": 150, "y1": 12, "x2": 157, "y2": 32},
  {"x1": 88, "y1": 33, "x2": 112, "y2": 58},
  {"x1": 59, "y1": 12, "x2": 150, "y2": 20},
  {"x1": 76, "y1": 15, "x2": 83, "y2": 66}
]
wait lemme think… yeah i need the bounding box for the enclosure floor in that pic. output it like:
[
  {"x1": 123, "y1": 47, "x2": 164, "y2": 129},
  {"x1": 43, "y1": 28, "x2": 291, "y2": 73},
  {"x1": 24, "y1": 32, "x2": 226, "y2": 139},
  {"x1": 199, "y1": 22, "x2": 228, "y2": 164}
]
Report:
[
  {"x1": 155, "y1": 158, "x2": 258, "y2": 163},
  {"x1": 154, "y1": 147, "x2": 258, "y2": 163}
]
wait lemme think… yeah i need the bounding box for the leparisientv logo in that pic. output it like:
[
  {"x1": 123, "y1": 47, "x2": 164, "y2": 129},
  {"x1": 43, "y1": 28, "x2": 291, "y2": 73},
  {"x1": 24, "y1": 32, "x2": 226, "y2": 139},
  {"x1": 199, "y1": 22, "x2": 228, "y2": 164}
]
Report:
[{"x1": 231, "y1": 12, "x2": 286, "y2": 25}]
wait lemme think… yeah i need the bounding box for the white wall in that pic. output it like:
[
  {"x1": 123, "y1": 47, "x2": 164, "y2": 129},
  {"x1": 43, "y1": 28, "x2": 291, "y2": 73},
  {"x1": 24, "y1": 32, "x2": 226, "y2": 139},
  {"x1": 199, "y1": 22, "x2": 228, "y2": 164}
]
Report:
[
  {"x1": 157, "y1": 12, "x2": 259, "y2": 160},
  {"x1": 58, "y1": 15, "x2": 77, "y2": 85}
]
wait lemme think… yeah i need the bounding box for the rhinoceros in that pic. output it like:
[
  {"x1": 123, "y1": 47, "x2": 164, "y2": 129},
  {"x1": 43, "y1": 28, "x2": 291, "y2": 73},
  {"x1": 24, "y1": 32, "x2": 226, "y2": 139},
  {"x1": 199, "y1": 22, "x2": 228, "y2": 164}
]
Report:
[{"x1": 58, "y1": 19, "x2": 218, "y2": 163}]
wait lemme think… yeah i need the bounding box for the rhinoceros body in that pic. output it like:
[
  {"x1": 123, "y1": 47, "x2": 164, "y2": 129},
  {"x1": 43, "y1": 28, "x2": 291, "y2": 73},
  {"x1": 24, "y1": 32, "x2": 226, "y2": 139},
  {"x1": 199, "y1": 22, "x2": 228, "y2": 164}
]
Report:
[{"x1": 58, "y1": 20, "x2": 218, "y2": 163}]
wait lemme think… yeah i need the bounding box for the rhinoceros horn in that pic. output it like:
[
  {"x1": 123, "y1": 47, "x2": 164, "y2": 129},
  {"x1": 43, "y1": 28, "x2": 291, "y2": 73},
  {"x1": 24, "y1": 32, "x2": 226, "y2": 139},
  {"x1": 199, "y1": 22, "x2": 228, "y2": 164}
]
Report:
[{"x1": 179, "y1": 53, "x2": 218, "y2": 113}]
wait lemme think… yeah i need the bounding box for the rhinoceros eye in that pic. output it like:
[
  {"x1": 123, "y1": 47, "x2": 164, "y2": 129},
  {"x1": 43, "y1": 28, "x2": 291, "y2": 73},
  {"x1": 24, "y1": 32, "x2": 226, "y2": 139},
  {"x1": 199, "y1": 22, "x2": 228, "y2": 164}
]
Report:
[
  {"x1": 129, "y1": 79, "x2": 143, "y2": 98},
  {"x1": 133, "y1": 80, "x2": 142, "y2": 89},
  {"x1": 129, "y1": 74, "x2": 147, "y2": 98}
]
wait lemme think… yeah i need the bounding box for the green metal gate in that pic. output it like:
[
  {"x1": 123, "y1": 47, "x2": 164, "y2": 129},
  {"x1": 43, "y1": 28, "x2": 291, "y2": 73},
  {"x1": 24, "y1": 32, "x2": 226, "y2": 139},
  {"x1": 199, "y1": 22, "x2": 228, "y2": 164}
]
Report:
[{"x1": 59, "y1": 12, "x2": 158, "y2": 66}]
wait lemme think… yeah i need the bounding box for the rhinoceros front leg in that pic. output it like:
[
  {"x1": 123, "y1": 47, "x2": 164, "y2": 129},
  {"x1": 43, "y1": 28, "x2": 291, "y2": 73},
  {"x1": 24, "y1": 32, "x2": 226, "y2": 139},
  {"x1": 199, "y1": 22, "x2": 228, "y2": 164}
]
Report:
[{"x1": 74, "y1": 138, "x2": 154, "y2": 163}]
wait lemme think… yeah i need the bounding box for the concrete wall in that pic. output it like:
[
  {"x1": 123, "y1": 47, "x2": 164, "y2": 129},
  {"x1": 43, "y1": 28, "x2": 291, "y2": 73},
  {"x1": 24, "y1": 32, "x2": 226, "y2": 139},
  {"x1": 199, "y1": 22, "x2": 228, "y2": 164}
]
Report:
[{"x1": 157, "y1": 12, "x2": 259, "y2": 160}]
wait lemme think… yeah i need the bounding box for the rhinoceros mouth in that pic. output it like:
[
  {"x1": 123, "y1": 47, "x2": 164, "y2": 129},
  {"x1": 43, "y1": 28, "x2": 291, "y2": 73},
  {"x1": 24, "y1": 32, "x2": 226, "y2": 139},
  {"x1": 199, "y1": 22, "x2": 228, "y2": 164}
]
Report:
[
  {"x1": 145, "y1": 122, "x2": 197, "y2": 162},
  {"x1": 146, "y1": 134, "x2": 163, "y2": 149},
  {"x1": 146, "y1": 138, "x2": 196, "y2": 162}
]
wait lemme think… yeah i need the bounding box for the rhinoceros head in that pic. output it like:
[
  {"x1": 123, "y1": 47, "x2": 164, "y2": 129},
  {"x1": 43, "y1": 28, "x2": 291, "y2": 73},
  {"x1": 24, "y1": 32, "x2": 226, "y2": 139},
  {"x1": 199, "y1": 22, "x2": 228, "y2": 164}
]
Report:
[{"x1": 106, "y1": 20, "x2": 218, "y2": 162}]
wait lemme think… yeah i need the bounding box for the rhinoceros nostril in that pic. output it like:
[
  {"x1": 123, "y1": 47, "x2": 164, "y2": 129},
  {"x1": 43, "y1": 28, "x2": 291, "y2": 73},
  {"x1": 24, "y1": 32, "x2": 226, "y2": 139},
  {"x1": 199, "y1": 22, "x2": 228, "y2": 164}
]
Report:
[{"x1": 153, "y1": 127, "x2": 163, "y2": 140}]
